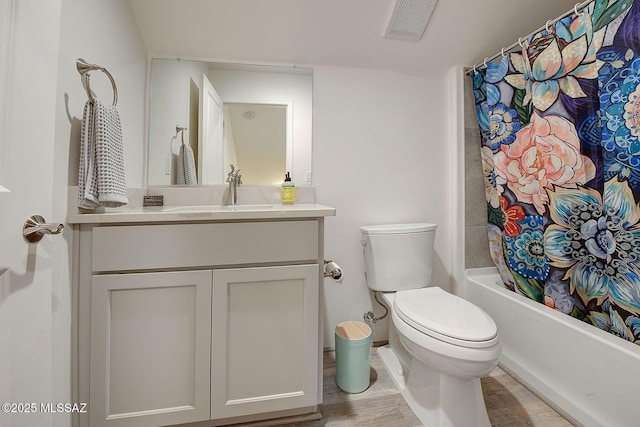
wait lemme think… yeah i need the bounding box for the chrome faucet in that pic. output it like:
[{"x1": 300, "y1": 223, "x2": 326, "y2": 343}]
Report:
[{"x1": 226, "y1": 164, "x2": 242, "y2": 205}]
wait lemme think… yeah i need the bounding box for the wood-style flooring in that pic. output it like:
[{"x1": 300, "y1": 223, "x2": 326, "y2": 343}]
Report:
[{"x1": 238, "y1": 346, "x2": 575, "y2": 427}]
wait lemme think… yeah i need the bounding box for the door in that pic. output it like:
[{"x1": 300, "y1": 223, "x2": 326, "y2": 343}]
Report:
[
  {"x1": 0, "y1": 1, "x2": 65, "y2": 427},
  {"x1": 198, "y1": 73, "x2": 224, "y2": 185},
  {"x1": 90, "y1": 271, "x2": 212, "y2": 427},
  {"x1": 211, "y1": 265, "x2": 319, "y2": 420}
]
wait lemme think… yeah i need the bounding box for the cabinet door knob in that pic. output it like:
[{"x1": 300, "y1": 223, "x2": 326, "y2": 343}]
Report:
[{"x1": 23, "y1": 215, "x2": 64, "y2": 243}]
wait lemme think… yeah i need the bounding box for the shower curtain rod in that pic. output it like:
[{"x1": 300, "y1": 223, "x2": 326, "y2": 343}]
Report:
[{"x1": 470, "y1": 0, "x2": 595, "y2": 73}]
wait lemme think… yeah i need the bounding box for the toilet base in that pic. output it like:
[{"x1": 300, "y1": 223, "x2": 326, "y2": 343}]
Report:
[{"x1": 378, "y1": 345, "x2": 491, "y2": 427}]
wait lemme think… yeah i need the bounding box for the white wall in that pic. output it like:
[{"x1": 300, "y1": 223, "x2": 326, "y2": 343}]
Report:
[{"x1": 312, "y1": 66, "x2": 453, "y2": 346}]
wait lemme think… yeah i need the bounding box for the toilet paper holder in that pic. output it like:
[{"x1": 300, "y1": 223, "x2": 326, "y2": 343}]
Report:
[{"x1": 324, "y1": 259, "x2": 343, "y2": 282}]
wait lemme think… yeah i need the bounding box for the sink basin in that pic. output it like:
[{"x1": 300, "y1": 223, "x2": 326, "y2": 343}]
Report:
[{"x1": 162, "y1": 204, "x2": 274, "y2": 212}]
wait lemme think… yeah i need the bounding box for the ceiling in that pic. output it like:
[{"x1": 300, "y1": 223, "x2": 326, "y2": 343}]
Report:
[{"x1": 128, "y1": 0, "x2": 579, "y2": 74}]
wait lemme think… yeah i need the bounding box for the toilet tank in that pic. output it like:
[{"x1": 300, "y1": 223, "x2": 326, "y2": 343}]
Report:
[{"x1": 360, "y1": 223, "x2": 437, "y2": 292}]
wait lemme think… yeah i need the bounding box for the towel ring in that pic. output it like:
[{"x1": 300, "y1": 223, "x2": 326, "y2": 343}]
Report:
[
  {"x1": 83, "y1": 70, "x2": 118, "y2": 106},
  {"x1": 176, "y1": 126, "x2": 188, "y2": 145},
  {"x1": 171, "y1": 126, "x2": 190, "y2": 152},
  {"x1": 76, "y1": 58, "x2": 118, "y2": 106}
]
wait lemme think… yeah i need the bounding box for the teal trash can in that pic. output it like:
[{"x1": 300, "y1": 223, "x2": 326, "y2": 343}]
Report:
[{"x1": 335, "y1": 321, "x2": 372, "y2": 393}]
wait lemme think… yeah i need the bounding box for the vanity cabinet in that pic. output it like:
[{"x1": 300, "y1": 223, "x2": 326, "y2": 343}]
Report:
[{"x1": 73, "y1": 217, "x2": 327, "y2": 427}]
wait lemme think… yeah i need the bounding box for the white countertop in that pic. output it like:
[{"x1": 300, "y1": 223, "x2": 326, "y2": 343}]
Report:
[{"x1": 67, "y1": 203, "x2": 336, "y2": 224}]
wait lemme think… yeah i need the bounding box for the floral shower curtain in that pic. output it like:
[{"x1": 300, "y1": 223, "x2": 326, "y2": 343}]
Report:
[{"x1": 470, "y1": 0, "x2": 640, "y2": 345}]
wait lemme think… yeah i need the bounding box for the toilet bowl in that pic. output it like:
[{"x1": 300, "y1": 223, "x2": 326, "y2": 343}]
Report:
[
  {"x1": 360, "y1": 223, "x2": 501, "y2": 427},
  {"x1": 386, "y1": 289, "x2": 500, "y2": 426}
]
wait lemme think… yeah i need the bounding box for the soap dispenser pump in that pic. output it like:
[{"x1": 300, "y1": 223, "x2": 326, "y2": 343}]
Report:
[{"x1": 281, "y1": 172, "x2": 295, "y2": 204}]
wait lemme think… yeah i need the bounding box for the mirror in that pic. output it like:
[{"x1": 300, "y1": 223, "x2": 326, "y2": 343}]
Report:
[{"x1": 146, "y1": 58, "x2": 313, "y2": 186}]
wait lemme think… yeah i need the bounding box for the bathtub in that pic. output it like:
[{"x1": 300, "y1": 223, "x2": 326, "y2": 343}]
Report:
[{"x1": 465, "y1": 267, "x2": 640, "y2": 427}]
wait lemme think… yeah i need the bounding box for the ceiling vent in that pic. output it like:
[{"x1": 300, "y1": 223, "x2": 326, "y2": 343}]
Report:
[{"x1": 384, "y1": 0, "x2": 438, "y2": 41}]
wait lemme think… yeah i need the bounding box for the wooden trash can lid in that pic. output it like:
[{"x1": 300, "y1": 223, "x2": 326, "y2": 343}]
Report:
[{"x1": 335, "y1": 321, "x2": 371, "y2": 340}]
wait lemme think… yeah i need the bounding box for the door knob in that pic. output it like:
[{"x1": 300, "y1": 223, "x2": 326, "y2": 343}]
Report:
[{"x1": 23, "y1": 215, "x2": 64, "y2": 243}]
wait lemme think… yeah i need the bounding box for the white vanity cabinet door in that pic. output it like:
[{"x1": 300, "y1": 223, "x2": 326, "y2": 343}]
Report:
[
  {"x1": 211, "y1": 264, "x2": 319, "y2": 420},
  {"x1": 90, "y1": 270, "x2": 212, "y2": 427}
]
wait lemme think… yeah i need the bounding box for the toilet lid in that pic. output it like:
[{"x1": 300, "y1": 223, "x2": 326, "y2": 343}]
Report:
[{"x1": 393, "y1": 288, "x2": 498, "y2": 348}]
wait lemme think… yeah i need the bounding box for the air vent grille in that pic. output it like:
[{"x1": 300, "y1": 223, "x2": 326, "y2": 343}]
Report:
[{"x1": 384, "y1": 0, "x2": 438, "y2": 41}]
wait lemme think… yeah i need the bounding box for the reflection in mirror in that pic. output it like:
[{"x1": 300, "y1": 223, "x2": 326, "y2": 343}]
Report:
[
  {"x1": 146, "y1": 59, "x2": 312, "y2": 187},
  {"x1": 225, "y1": 103, "x2": 286, "y2": 185}
]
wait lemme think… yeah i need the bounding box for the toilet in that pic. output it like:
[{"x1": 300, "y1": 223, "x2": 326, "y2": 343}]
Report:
[{"x1": 360, "y1": 223, "x2": 501, "y2": 427}]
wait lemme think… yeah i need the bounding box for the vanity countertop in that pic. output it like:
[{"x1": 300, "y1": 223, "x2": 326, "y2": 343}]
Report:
[{"x1": 67, "y1": 203, "x2": 336, "y2": 224}]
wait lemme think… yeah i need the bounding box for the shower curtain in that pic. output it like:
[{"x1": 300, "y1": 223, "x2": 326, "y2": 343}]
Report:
[{"x1": 470, "y1": 0, "x2": 640, "y2": 345}]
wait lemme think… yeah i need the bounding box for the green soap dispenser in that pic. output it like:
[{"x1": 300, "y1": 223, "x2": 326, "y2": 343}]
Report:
[{"x1": 281, "y1": 172, "x2": 295, "y2": 204}]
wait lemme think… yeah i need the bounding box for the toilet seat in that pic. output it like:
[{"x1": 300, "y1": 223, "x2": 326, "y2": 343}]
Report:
[{"x1": 393, "y1": 288, "x2": 498, "y2": 349}]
